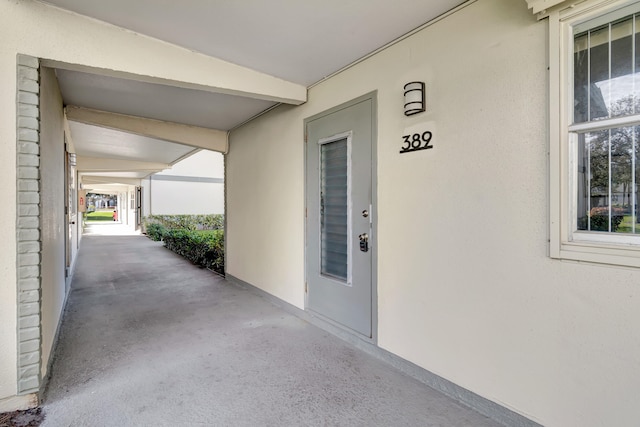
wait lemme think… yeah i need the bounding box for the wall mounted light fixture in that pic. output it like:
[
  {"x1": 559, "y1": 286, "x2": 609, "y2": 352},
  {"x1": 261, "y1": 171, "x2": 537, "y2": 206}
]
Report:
[{"x1": 404, "y1": 81, "x2": 425, "y2": 116}]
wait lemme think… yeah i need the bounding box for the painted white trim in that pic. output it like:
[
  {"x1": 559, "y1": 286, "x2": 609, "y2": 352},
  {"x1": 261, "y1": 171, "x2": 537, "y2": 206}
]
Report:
[
  {"x1": 526, "y1": 0, "x2": 569, "y2": 14},
  {"x1": 550, "y1": 8, "x2": 562, "y2": 259},
  {"x1": 317, "y1": 130, "x2": 353, "y2": 146},
  {"x1": 529, "y1": 0, "x2": 635, "y2": 19},
  {"x1": 76, "y1": 156, "x2": 169, "y2": 173},
  {"x1": 572, "y1": 230, "x2": 640, "y2": 244},
  {"x1": 81, "y1": 176, "x2": 142, "y2": 186},
  {"x1": 573, "y1": 1, "x2": 640, "y2": 32},
  {"x1": 568, "y1": 113, "x2": 640, "y2": 132}
]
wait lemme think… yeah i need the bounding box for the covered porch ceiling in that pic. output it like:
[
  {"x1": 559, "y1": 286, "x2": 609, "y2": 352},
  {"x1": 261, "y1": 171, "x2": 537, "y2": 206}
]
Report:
[{"x1": 37, "y1": 0, "x2": 467, "y2": 186}]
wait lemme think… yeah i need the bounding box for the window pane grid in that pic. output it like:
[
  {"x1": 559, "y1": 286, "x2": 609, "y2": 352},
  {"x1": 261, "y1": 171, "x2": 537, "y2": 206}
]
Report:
[
  {"x1": 575, "y1": 9, "x2": 640, "y2": 236},
  {"x1": 575, "y1": 14, "x2": 640, "y2": 124},
  {"x1": 577, "y1": 126, "x2": 640, "y2": 234}
]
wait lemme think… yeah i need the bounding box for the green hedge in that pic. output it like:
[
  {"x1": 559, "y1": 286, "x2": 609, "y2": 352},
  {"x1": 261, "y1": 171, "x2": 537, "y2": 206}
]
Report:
[
  {"x1": 146, "y1": 223, "x2": 167, "y2": 241},
  {"x1": 163, "y1": 229, "x2": 224, "y2": 274},
  {"x1": 144, "y1": 214, "x2": 223, "y2": 231},
  {"x1": 144, "y1": 215, "x2": 225, "y2": 274},
  {"x1": 144, "y1": 215, "x2": 224, "y2": 274},
  {"x1": 578, "y1": 206, "x2": 626, "y2": 232},
  {"x1": 587, "y1": 214, "x2": 624, "y2": 232}
]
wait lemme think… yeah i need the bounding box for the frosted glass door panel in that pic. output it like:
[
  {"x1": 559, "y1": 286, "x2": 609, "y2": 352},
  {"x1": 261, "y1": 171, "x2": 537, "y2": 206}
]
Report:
[{"x1": 320, "y1": 138, "x2": 349, "y2": 281}]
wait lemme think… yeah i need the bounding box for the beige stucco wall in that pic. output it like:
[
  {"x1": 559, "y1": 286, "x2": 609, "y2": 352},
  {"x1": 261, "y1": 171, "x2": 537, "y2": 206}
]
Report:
[
  {"x1": 160, "y1": 150, "x2": 224, "y2": 179},
  {"x1": 147, "y1": 180, "x2": 225, "y2": 215},
  {"x1": 39, "y1": 67, "x2": 67, "y2": 379},
  {"x1": 0, "y1": 55, "x2": 18, "y2": 401},
  {"x1": 147, "y1": 150, "x2": 225, "y2": 215},
  {"x1": 226, "y1": 1, "x2": 640, "y2": 425},
  {"x1": 227, "y1": 103, "x2": 306, "y2": 307},
  {"x1": 0, "y1": 0, "x2": 290, "y2": 405}
]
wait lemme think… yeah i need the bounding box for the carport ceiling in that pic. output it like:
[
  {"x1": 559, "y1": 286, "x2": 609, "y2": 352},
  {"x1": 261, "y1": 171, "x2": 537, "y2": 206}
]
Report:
[
  {"x1": 56, "y1": 70, "x2": 277, "y2": 131},
  {"x1": 68, "y1": 121, "x2": 195, "y2": 164},
  {"x1": 40, "y1": 0, "x2": 466, "y2": 86}
]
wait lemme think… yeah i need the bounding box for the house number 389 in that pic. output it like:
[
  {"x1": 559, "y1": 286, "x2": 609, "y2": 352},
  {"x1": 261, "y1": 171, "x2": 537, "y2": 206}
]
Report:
[{"x1": 400, "y1": 131, "x2": 433, "y2": 154}]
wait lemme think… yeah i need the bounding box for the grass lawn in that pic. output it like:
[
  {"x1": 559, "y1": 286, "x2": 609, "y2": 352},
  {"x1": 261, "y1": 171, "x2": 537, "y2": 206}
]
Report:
[
  {"x1": 615, "y1": 215, "x2": 640, "y2": 234},
  {"x1": 85, "y1": 211, "x2": 114, "y2": 221}
]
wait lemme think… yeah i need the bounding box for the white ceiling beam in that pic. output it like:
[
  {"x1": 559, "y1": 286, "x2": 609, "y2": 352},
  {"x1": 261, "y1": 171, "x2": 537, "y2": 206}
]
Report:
[
  {"x1": 80, "y1": 176, "x2": 142, "y2": 186},
  {"x1": 77, "y1": 155, "x2": 169, "y2": 173},
  {"x1": 66, "y1": 106, "x2": 229, "y2": 153},
  {"x1": 41, "y1": 59, "x2": 306, "y2": 105}
]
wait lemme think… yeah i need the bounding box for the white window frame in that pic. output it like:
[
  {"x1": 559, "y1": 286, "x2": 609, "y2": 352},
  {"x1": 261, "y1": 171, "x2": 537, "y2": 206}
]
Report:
[{"x1": 550, "y1": 0, "x2": 640, "y2": 268}]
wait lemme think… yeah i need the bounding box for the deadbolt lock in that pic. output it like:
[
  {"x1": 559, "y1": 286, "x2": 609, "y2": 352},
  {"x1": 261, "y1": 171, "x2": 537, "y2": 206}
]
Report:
[{"x1": 359, "y1": 233, "x2": 369, "y2": 252}]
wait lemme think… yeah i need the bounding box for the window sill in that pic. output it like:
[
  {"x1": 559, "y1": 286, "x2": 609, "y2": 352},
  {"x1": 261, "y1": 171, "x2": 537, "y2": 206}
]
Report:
[{"x1": 554, "y1": 239, "x2": 640, "y2": 268}]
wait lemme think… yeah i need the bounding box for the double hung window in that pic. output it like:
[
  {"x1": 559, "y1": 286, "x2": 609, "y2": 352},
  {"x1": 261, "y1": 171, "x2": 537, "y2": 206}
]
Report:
[{"x1": 551, "y1": 0, "x2": 640, "y2": 266}]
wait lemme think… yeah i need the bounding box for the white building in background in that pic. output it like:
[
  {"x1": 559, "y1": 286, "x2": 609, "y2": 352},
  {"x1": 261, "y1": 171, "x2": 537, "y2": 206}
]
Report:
[
  {"x1": 81, "y1": 183, "x2": 139, "y2": 231},
  {"x1": 141, "y1": 150, "x2": 224, "y2": 216}
]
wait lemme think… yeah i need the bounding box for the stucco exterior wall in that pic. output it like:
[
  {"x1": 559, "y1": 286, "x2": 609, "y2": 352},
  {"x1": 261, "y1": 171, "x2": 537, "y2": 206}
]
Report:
[
  {"x1": 39, "y1": 67, "x2": 67, "y2": 380},
  {"x1": 227, "y1": 104, "x2": 306, "y2": 308},
  {"x1": 0, "y1": 51, "x2": 19, "y2": 405},
  {"x1": 161, "y1": 150, "x2": 223, "y2": 179},
  {"x1": 145, "y1": 150, "x2": 225, "y2": 215},
  {"x1": 142, "y1": 179, "x2": 151, "y2": 218},
  {"x1": 226, "y1": 1, "x2": 640, "y2": 425},
  {"x1": 146, "y1": 180, "x2": 224, "y2": 215}
]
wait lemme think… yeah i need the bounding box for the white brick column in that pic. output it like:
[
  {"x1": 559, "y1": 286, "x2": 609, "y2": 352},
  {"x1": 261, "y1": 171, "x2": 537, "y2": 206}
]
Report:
[{"x1": 16, "y1": 54, "x2": 41, "y2": 394}]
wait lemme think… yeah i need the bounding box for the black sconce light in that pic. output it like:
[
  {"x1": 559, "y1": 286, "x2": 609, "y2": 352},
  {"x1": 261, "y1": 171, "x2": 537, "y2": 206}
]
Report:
[{"x1": 404, "y1": 81, "x2": 425, "y2": 116}]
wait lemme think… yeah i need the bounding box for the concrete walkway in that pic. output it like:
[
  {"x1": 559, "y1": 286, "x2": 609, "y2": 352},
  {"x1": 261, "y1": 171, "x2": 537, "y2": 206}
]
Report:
[
  {"x1": 42, "y1": 235, "x2": 501, "y2": 427},
  {"x1": 83, "y1": 221, "x2": 141, "y2": 236}
]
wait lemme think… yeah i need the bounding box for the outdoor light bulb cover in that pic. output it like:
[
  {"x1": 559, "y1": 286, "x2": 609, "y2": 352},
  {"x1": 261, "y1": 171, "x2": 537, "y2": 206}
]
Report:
[{"x1": 404, "y1": 81, "x2": 425, "y2": 116}]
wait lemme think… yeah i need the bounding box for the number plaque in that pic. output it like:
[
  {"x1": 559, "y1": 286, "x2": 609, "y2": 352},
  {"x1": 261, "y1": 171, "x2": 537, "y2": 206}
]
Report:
[{"x1": 400, "y1": 131, "x2": 433, "y2": 154}]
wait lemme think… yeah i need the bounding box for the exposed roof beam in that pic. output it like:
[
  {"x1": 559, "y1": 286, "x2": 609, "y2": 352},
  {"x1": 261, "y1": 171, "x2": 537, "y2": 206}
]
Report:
[
  {"x1": 67, "y1": 106, "x2": 229, "y2": 153},
  {"x1": 77, "y1": 155, "x2": 169, "y2": 173},
  {"x1": 41, "y1": 59, "x2": 306, "y2": 105},
  {"x1": 81, "y1": 176, "x2": 142, "y2": 186}
]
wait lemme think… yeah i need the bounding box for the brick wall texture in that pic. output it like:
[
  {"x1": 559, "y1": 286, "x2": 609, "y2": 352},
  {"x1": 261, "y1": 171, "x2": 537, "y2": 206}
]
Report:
[{"x1": 16, "y1": 54, "x2": 41, "y2": 394}]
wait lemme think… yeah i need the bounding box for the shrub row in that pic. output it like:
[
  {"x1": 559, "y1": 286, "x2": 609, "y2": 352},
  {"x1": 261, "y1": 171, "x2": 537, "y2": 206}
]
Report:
[
  {"x1": 163, "y1": 229, "x2": 225, "y2": 275},
  {"x1": 146, "y1": 222, "x2": 167, "y2": 241},
  {"x1": 578, "y1": 206, "x2": 626, "y2": 232},
  {"x1": 143, "y1": 215, "x2": 225, "y2": 275},
  {"x1": 587, "y1": 214, "x2": 624, "y2": 232},
  {"x1": 144, "y1": 214, "x2": 223, "y2": 231}
]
